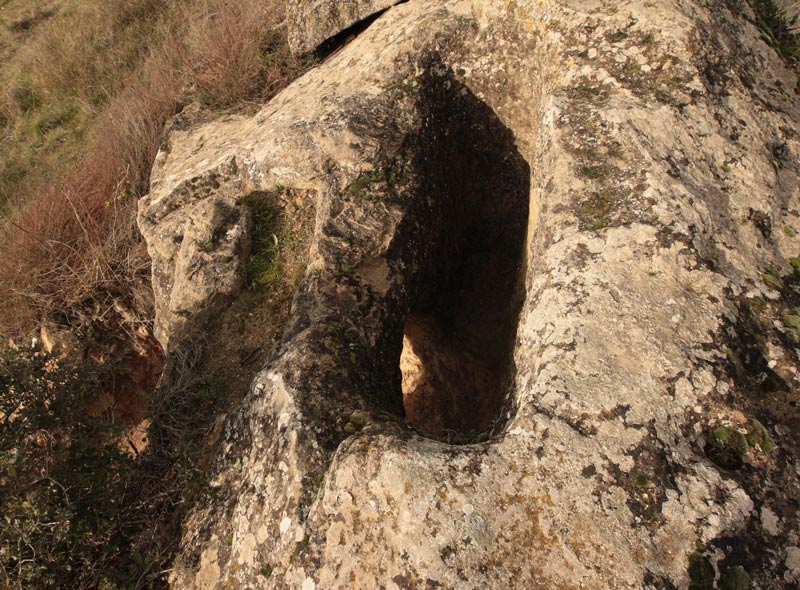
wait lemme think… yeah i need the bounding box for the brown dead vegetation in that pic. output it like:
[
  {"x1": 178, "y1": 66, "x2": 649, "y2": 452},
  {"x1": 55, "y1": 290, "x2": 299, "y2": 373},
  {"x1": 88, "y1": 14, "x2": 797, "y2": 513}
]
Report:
[{"x1": 0, "y1": 0, "x2": 302, "y2": 340}]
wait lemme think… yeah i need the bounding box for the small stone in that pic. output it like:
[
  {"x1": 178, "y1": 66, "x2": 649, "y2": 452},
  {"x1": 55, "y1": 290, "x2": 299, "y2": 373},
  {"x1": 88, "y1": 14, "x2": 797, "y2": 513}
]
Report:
[
  {"x1": 280, "y1": 517, "x2": 292, "y2": 535},
  {"x1": 462, "y1": 503, "x2": 474, "y2": 516},
  {"x1": 761, "y1": 506, "x2": 780, "y2": 535},
  {"x1": 786, "y1": 547, "x2": 800, "y2": 582},
  {"x1": 722, "y1": 94, "x2": 738, "y2": 110},
  {"x1": 302, "y1": 577, "x2": 316, "y2": 590}
]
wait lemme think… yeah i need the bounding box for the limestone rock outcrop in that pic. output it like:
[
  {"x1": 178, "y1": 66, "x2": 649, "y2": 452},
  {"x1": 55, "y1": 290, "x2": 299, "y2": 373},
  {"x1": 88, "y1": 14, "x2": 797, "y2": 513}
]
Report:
[{"x1": 139, "y1": 0, "x2": 800, "y2": 588}]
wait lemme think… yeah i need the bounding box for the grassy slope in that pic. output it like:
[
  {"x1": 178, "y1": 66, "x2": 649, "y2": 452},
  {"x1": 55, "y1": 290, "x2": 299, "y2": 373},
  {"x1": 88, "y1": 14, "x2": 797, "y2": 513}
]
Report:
[
  {"x1": 0, "y1": 2, "x2": 306, "y2": 588},
  {"x1": 0, "y1": 0, "x2": 301, "y2": 338},
  {"x1": 0, "y1": 0, "x2": 172, "y2": 334},
  {"x1": 1, "y1": 1, "x2": 78, "y2": 209}
]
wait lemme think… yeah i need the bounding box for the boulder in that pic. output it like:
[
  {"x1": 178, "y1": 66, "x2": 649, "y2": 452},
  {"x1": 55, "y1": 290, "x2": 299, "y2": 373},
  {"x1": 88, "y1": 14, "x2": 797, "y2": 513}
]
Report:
[
  {"x1": 140, "y1": 0, "x2": 800, "y2": 587},
  {"x1": 286, "y1": 0, "x2": 405, "y2": 54}
]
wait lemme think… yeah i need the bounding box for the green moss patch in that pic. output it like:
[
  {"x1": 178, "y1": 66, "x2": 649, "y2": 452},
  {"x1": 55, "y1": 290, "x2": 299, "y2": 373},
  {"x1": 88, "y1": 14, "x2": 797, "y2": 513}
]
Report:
[
  {"x1": 347, "y1": 168, "x2": 388, "y2": 198},
  {"x1": 789, "y1": 257, "x2": 800, "y2": 277},
  {"x1": 783, "y1": 310, "x2": 800, "y2": 343},
  {"x1": 744, "y1": 418, "x2": 776, "y2": 452},
  {"x1": 720, "y1": 565, "x2": 752, "y2": 590},
  {"x1": 761, "y1": 267, "x2": 784, "y2": 291},
  {"x1": 705, "y1": 420, "x2": 776, "y2": 469},
  {"x1": 706, "y1": 425, "x2": 749, "y2": 469}
]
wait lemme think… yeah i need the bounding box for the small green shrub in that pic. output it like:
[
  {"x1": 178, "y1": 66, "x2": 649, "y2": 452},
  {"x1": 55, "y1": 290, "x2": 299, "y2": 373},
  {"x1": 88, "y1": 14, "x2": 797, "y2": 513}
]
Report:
[
  {"x1": 761, "y1": 267, "x2": 783, "y2": 291},
  {"x1": 347, "y1": 169, "x2": 387, "y2": 196},
  {"x1": 789, "y1": 256, "x2": 800, "y2": 277},
  {"x1": 744, "y1": 418, "x2": 775, "y2": 452},
  {"x1": 705, "y1": 419, "x2": 776, "y2": 471},
  {"x1": 242, "y1": 190, "x2": 284, "y2": 289},
  {"x1": 688, "y1": 552, "x2": 715, "y2": 590},
  {"x1": 783, "y1": 311, "x2": 800, "y2": 343},
  {"x1": 633, "y1": 471, "x2": 651, "y2": 489},
  {"x1": 0, "y1": 344, "x2": 137, "y2": 590},
  {"x1": 720, "y1": 566, "x2": 752, "y2": 590},
  {"x1": 705, "y1": 425, "x2": 749, "y2": 469}
]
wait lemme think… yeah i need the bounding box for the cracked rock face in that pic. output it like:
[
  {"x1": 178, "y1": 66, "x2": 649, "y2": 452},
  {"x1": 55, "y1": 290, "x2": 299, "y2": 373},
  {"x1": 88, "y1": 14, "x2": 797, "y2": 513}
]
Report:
[
  {"x1": 286, "y1": 0, "x2": 405, "y2": 54},
  {"x1": 138, "y1": 148, "x2": 253, "y2": 351},
  {"x1": 139, "y1": 0, "x2": 800, "y2": 588}
]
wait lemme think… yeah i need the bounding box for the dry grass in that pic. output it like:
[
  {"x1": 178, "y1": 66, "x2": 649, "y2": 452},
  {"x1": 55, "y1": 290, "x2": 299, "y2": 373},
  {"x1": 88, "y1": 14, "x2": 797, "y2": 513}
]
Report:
[
  {"x1": 0, "y1": 0, "x2": 301, "y2": 339},
  {"x1": 780, "y1": 0, "x2": 800, "y2": 27},
  {"x1": 19, "y1": 1, "x2": 172, "y2": 106},
  {"x1": 185, "y1": 1, "x2": 296, "y2": 106}
]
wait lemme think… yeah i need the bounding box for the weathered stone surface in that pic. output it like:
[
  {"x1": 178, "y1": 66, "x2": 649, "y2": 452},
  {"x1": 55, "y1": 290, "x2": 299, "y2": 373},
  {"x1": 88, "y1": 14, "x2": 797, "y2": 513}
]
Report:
[
  {"x1": 286, "y1": 0, "x2": 404, "y2": 54},
  {"x1": 138, "y1": 149, "x2": 252, "y2": 351},
  {"x1": 140, "y1": 0, "x2": 800, "y2": 588}
]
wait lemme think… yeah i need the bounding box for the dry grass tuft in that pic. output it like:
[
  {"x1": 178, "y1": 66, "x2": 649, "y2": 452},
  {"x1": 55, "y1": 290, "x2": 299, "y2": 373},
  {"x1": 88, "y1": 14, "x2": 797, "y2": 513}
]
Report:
[
  {"x1": 0, "y1": 0, "x2": 300, "y2": 339},
  {"x1": 186, "y1": 0, "x2": 289, "y2": 106}
]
